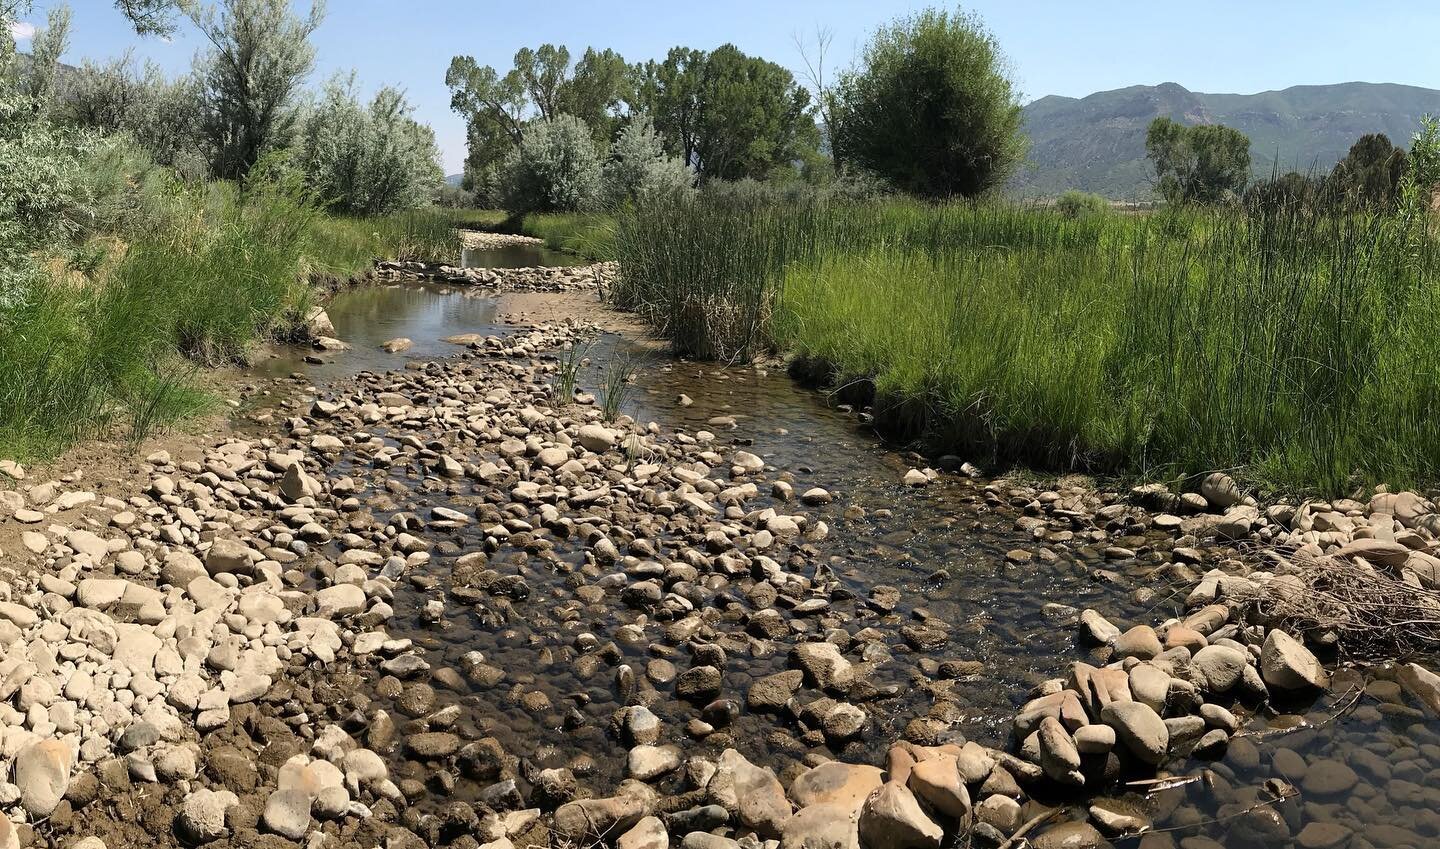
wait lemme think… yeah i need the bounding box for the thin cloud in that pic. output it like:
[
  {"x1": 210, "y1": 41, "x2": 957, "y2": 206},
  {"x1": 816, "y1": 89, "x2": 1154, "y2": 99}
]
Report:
[{"x1": 6, "y1": 21, "x2": 36, "y2": 41}]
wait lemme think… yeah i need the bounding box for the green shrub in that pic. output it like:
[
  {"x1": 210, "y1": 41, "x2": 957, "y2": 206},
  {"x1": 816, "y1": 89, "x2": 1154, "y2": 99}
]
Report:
[
  {"x1": 601, "y1": 116, "x2": 693, "y2": 209},
  {"x1": 832, "y1": 7, "x2": 1025, "y2": 198},
  {"x1": 297, "y1": 74, "x2": 445, "y2": 215},
  {"x1": 1054, "y1": 190, "x2": 1109, "y2": 218},
  {"x1": 499, "y1": 114, "x2": 602, "y2": 213}
]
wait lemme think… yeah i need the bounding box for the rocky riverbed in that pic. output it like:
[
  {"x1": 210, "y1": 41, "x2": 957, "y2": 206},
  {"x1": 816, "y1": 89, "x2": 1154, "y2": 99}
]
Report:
[{"x1": 1, "y1": 275, "x2": 1439, "y2": 849}]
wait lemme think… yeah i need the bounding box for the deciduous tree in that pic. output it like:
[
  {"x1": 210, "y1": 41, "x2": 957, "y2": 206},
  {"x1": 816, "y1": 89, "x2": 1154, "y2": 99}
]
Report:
[
  {"x1": 188, "y1": 0, "x2": 325, "y2": 180},
  {"x1": 1145, "y1": 117, "x2": 1251, "y2": 204},
  {"x1": 831, "y1": 7, "x2": 1025, "y2": 198}
]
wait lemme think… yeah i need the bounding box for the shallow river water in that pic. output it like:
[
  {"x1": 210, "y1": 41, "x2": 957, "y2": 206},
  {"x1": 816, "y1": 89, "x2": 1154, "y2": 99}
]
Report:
[{"x1": 251, "y1": 245, "x2": 1440, "y2": 849}]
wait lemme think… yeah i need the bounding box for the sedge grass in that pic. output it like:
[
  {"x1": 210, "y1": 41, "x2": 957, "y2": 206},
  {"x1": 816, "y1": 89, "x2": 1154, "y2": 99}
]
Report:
[{"x1": 613, "y1": 194, "x2": 1440, "y2": 494}]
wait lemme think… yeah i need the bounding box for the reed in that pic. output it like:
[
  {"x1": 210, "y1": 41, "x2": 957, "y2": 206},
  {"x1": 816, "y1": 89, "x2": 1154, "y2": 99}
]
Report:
[{"x1": 612, "y1": 193, "x2": 1440, "y2": 494}]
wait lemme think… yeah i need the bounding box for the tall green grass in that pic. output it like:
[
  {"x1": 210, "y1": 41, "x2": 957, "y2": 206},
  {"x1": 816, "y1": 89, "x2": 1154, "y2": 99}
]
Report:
[
  {"x1": 309, "y1": 208, "x2": 465, "y2": 278},
  {"x1": 613, "y1": 195, "x2": 1440, "y2": 493},
  {"x1": 0, "y1": 174, "x2": 467, "y2": 458},
  {"x1": 517, "y1": 212, "x2": 618, "y2": 261}
]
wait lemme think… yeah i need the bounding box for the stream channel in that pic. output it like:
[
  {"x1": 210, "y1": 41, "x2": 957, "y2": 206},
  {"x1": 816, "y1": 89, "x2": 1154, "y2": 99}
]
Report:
[{"x1": 248, "y1": 243, "x2": 1440, "y2": 849}]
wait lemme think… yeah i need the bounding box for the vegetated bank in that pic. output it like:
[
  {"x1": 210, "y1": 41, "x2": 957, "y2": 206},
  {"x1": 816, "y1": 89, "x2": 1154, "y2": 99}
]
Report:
[
  {"x1": 0, "y1": 149, "x2": 462, "y2": 461},
  {"x1": 607, "y1": 193, "x2": 1440, "y2": 495}
]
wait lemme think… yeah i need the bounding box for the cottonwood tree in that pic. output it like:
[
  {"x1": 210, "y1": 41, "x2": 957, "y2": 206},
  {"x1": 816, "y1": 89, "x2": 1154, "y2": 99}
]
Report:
[
  {"x1": 559, "y1": 47, "x2": 630, "y2": 144},
  {"x1": 188, "y1": 0, "x2": 325, "y2": 180},
  {"x1": 831, "y1": 7, "x2": 1025, "y2": 198},
  {"x1": 628, "y1": 47, "x2": 705, "y2": 166},
  {"x1": 1330, "y1": 133, "x2": 1407, "y2": 209},
  {"x1": 630, "y1": 45, "x2": 814, "y2": 182},
  {"x1": 447, "y1": 44, "x2": 631, "y2": 184},
  {"x1": 1145, "y1": 117, "x2": 1251, "y2": 205},
  {"x1": 115, "y1": 0, "x2": 184, "y2": 35}
]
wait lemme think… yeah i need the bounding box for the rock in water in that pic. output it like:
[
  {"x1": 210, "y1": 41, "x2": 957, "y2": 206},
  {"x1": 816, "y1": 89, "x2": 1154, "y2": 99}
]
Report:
[
  {"x1": 1398, "y1": 662, "x2": 1440, "y2": 715},
  {"x1": 1260, "y1": 629, "x2": 1328, "y2": 691},
  {"x1": 707, "y1": 749, "x2": 791, "y2": 838},
  {"x1": 1100, "y1": 702, "x2": 1169, "y2": 766},
  {"x1": 858, "y1": 782, "x2": 942, "y2": 849}
]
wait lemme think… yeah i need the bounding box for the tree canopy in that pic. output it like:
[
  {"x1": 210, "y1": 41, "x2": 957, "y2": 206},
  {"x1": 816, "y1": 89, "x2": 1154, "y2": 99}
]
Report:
[
  {"x1": 189, "y1": 0, "x2": 326, "y2": 180},
  {"x1": 1330, "y1": 133, "x2": 1407, "y2": 209},
  {"x1": 1145, "y1": 117, "x2": 1251, "y2": 204},
  {"x1": 830, "y1": 7, "x2": 1025, "y2": 198}
]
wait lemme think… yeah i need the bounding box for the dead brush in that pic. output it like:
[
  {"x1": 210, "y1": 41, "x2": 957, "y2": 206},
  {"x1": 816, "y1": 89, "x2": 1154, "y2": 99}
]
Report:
[{"x1": 1240, "y1": 550, "x2": 1440, "y2": 658}]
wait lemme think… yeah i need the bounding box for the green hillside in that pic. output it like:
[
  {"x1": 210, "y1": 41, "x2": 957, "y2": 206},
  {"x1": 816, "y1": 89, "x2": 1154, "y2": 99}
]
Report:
[{"x1": 1014, "y1": 81, "x2": 1440, "y2": 200}]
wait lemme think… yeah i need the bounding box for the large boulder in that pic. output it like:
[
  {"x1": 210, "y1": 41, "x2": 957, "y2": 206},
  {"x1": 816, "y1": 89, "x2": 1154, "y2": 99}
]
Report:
[
  {"x1": 781, "y1": 804, "x2": 860, "y2": 849},
  {"x1": 1100, "y1": 702, "x2": 1169, "y2": 766},
  {"x1": 707, "y1": 749, "x2": 790, "y2": 838},
  {"x1": 1190, "y1": 645, "x2": 1250, "y2": 693},
  {"x1": 857, "y1": 782, "x2": 942, "y2": 849},
  {"x1": 1260, "y1": 630, "x2": 1328, "y2": 691},
  {"x1": 1200, "y1": 472, "x2": 1243, "y2": 509},
  {"x1": 1397, "y1": 663, "x2": 1440, "y2": 715},
  {"x1": 554, "y1": 794, "x2": 651, "y2": 843},
  {"x1": 788, "y1": 762, "x2": 884, "y2": 814},
  {"x1": 791, "y1": 642, "x2": 855, "y2": 693},
  {"x1": 280, "y1": 463, "x2": 322, "y2": 502},
  {"x1": 907, "y1": 755, "x2": 972, "y2": 818},
  {"x1": 205, "y1": 538, "x2": 253, "y2": 576},
  {"x1": 14, "y1": 739, "x2": 72, "y2": 816}
]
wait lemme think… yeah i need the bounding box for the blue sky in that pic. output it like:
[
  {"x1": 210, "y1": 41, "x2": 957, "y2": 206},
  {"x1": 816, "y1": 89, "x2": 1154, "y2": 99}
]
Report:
[{"x1": 14, "y1": 1, "x2": 1440, "y2": 173}]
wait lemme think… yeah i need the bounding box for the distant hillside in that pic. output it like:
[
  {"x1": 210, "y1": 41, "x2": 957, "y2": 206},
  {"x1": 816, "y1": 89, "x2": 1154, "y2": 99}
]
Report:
[
  {"x1": 445, "y1": 174, "x2": 464, "y2": 187},
  {"x1": 1013, "y1": 81, "x2": 1440, "y2": 200}
]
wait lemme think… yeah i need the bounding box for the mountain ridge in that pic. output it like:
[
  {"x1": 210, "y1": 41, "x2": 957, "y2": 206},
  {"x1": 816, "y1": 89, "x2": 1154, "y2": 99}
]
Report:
[{"x1": 1013, "y1": 81, "x2": 1440, "y2": 199}]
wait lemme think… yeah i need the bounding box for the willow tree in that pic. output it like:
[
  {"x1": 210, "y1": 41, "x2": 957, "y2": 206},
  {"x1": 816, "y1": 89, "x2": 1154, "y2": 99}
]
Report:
[{"x1": 831, "y1": 7, "x2": 1025, "y2": 198}]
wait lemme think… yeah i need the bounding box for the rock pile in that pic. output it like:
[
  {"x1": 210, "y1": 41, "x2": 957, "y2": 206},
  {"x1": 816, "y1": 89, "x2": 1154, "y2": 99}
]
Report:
[
  {"x1": 460, "y1": 232, "x2": 545, "y2": 251},
  {"x1": 378, "y1": 259, "x2": 617, "y2": 293}
]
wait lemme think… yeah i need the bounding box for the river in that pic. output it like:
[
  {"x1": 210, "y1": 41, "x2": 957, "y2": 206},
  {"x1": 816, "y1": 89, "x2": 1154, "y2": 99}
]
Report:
[{"x1": 251, "y1": 242, "x2": 1438, "y2": 849}]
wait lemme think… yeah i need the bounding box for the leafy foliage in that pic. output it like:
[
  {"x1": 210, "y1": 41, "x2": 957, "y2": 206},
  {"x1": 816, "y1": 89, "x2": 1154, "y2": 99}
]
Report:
[
  {"x1": 1054, "y1": 190, "x2": 1109, "y2": 217},
  {"x1": 497, "y1": 114, "x2": 601, "y2": 213},
  {"x1": 447, "y1": 43, "x2": 632, "y2": 184},
  {"x1": 297, "y1": 74, "x2": 444, "y2": 215},
  {"x1": 601, "y1": 115, "x2": 693, "y2": 208},
  {"x1": 64, "y1": 56, "x2": 211, "y2": 178},
  {"x1": 1145, "y1": 117, "x2": 1251, "y2": 204},
  {"x1": 831, "y1": 7, "x2": 1025, "y2": 198},
  {"x1": 1330, "y1": 133, "x2": 1407, "y2": 209},
  {"x1": 188, "y1": 0, "x2": 325, "y2": 180}
]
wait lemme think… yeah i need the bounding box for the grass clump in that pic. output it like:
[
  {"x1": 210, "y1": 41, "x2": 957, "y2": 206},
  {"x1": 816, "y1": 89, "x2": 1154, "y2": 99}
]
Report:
[
  {"x1": 612, "y1": 191, "x2": 1440, "y2": 494},
  {"x1": 517, "y1": 212, "x2": 617, "y2": 261},
  {"x1": 0, "y1": 154, "x2": 470, "y2": 459}
]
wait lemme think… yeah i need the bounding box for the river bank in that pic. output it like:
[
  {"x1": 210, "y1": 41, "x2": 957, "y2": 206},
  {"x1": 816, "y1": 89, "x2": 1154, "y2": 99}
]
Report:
[{"x1": 1, "y1": 237, "x2": 1439, "y2": 849}]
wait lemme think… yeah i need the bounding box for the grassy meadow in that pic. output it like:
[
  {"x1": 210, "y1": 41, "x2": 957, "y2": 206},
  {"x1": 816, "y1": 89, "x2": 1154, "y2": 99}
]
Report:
[{"x1": 610, "y1": 197, "x2": 1440, "y2": 494}]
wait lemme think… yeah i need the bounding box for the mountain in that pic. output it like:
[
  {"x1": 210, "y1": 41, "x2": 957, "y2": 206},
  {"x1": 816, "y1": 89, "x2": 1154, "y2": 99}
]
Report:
[
  {"x1": 445, "y1": 174, "x2": 464, "y2": 187},
  {"x1": 1013, "y1": 81, "x2": 1440, "y2": 200}
]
